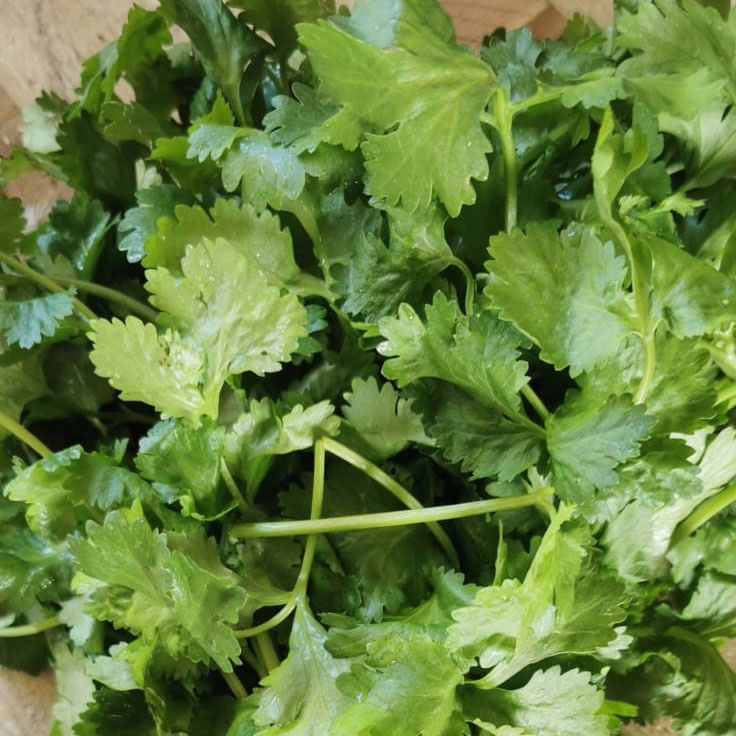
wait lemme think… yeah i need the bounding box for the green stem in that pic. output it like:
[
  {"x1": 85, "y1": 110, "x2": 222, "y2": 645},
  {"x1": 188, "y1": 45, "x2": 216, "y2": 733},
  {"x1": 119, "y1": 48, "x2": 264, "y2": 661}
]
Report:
[
  {"x1": 606, "y1": 219, "x2": 656, "y2": 404},
  {"x1": 254, "y1": 632, "x2": 281, "y2": 673},
  {"x1": 495, "y1": 89, "x2": 518, "y2": 233},
  {"x1": 449, "y1": 257, "x2": 476, "y2": 315},
  {"x1": 717, "y1": 381, "x2": 736, "y2": 406},
  {"x1": 53, "y1": 277, "x2": 158, "y2": 321},
  {"x1": 0, "y1": 410, "x2": 52, "y2": 457},
  {"x1": 669, "y1": 483, "x2": 736, "y2": 549},
  {"x1": 321, "y1": 437, "x2": 461, "y2": 569},
  {"x1": 231, "y1": 489, "x2": 550, "y2": 539},
  {"x1": 222, "y1": 670, "x2": 248, "y2": 700},
  {"x1": 521, "y1": 385, "x2": 550, "y2": 422},
  {"x1": 0, "y1": 253, "x2": 97, "y2": 322},
  {"x1": 0, "y1": 615, "x2": 61, "y2": 637},
  {"x1": 220, "y1": 458, "x2": 248, "y2": 513},
  {"x1": 242, "y1": 642, "x2": 267, "y2": 680},
  {"x1": 234, "y1": 440, "x2": 327, "y2": 639}
]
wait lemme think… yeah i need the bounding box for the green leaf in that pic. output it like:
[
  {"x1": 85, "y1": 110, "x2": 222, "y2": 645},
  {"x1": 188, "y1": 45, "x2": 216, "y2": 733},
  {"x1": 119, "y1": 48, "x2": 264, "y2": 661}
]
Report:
[
  {"x1": 0, "y1": 526, "x2": 67, "y2": 613},
  {"x1": 73, "y1": 6, "x2": 172, "y2": 116},
  {"x1": 158, "y1": 0, "x2": 266, "y2": 123},
  {"x1": 135, "y1": 418, "x2": 228, "y2": 518},
  {"x1": 224, "y1": 397, "x2": 338, "y2": 501},
  {"x1": 609, "y1": 626, "x2": 736, "y2": 736},
  {"x1": 379, "y1": 295, "x2": 532, "y2": 422},
  {"x1": 102, "y1": 101, "x2": 171, "y2": 146},
  {"x1": 581, "y1": 333, "x2": 717, "y2": 435},
  {"x1": 617, "y1": 0, "x2": 736, "y2": 102},
  {"x1": 251, "y1": 602, "x2": 350, "y2": 735},
  {"x1": 464, "y1": 667, "x2": 608, "y2": 736},
  {"x1": 448, "y1": 508, "x2": 627, "y2": 686},
  {"x1": 0, "y1": 355, "x2": 47, "y2": 439},
  {"x1": 118, "y1": 185, "x2": 197, "y2": 264},
  {"x1": 264, "y1": 83, "x2": 361, "y2": 154},
  {"x1": 298, "y1": 4, "x2": 494, "y2": 215},
  {"x1": 71, "y1": 512, "x2": 246, "y2": 671},
  {"x1": 681, "y1": 572, "x2": 736, "y2": 640},
  {"x1": 34, "y1": 193, "x2": 112, "y2": 279},
  {"x1": 669, "y1": 513, "x2": 736, "y2": 583},
  {"x1": 416, "y1": 382, "x2": 543, "y2": 482},
  {"x1": 0, "y1": 290, "x2": 76, "y2": 349},
  {"x1": 341, "y1": 377, "x2": 431, "y2": 462},
  {"x1": 75, "y1": 688, "x2": 156, "y2": 736},
  {"x1": 485, "y1": 224, "x2": 633, "y2": 376},
  {"x1": 332, "y1": 633, "x2": 467, "y2": 736},
  {"x1": 546, "y1": 391, "x2": 655, "y2": 503},
  {"x1": 233, "y1": 0, "x2": 334, "y2": 59},
  {"x1": 91, "y1": 237, "x2": 306, "y2": 419},
  {"x1": 5, "y1": 445, "x2": 150, "y2": 540},
  {"x1": 143, "y1": 197, "x2": 323, "y2": 295},
  {"x1": 221, "y1": 129, "x2": 306, "y2": 208},
  {"x1": 641, "y1": 230, "x2": 736, "y2": 338}
]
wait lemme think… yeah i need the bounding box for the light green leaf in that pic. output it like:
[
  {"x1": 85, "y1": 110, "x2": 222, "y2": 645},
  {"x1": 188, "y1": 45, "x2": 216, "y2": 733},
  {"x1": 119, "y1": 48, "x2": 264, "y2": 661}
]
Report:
[
  {"x1": 224, "y1": 398, "x2": 338, "y2": 500},
  {"x1": 463, "y1": 667, "x2": 608, "y2": 736},
  {"x1": 298, "y1": 6, "x2": 493, "y2": 215},
  {"x1": 88, "y1": 315, "x2": 208, "y2": 420},
  {"x1": 221, "y1": 130, "x2": 306, "y2": 209},
  {"x1": 5, "y1": 445, "x2": 150, "y2": 540},
  {"x1": 143, "y1": 197, "x2": 323, "y2": 295},
  {"x1": 51, "y1": 643, "x2": 96, "y2": 736},
  {"x1": 448, "y1": 508, "x2": 626, "y2": 686},
  {"x1": 71, "y1": 512, "x2": 246, "y2": 671},
  {"x1": 332, "y1": 633, "x2": 467, "y2": 736},
  {"x1": 0, "y1": 195, "x2": 26, "y2": 254},
  {"x1": 485, "y1": 223, "x2": 633, "y2": 376},
  {"x1": 341, "y1": 377, "x2": 432, "y2": 462},
  {"x1": 252, "y1": 603, "x2": 349, "y2": 735}
]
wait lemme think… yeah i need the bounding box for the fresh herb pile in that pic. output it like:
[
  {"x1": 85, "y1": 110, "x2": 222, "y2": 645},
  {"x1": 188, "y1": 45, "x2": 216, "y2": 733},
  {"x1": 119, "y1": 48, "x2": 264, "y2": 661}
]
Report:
[{"x1": 1, "y1": 0, "x2": 736, "y2": 733}]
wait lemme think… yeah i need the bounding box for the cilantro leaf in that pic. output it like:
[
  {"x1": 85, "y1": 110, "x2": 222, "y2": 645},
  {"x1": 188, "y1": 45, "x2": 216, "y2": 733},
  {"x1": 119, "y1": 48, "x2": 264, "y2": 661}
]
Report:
[
  {"x1": 332, "y1": 633, "x2": 467, "y2": 736},
  {"x1": 0, "y1": 290, "x2": 76, "y2": 350},
  {"x1": 158, "y1": 0, "x2": 266, "y2": 124},
  {"x1": 71, "y1": 512, "x2": 246, "y2": 671},
  {"x1": 379, "y1": 295, "x2": 533, "y2": 424},
  {"x1": 251, "y1": 602, "x2": 349, "y2": 735},
  {"x1": 546, "y1": 391, "x2": 655, "y2": 503},
  {"x1": 464, "y1": 666, "x2": 608, "y2": 736},
  {"x1": 486, "y1": 223, "x2": 633, "y2": 376},
  {"x1": 298, "y1": 4, "x2": 494, "y2": 215}
]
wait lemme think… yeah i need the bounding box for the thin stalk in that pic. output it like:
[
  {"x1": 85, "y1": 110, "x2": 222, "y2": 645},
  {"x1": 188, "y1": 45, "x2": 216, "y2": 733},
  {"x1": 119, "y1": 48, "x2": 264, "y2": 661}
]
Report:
[
  {"x1": 254, "y1": 632, "x2": 281, "y2": 673},
  {"x1": 322, "y1": 437, "x2": 460, "y2": 569},
  {"x1": 669, "y1": 483, "x2": 736, "y2": 550},
  {"x1": 231, "y1": 489, "x2": 550, "y2": 539},
  {"x1": 222, "y1": 670, "x2": 248, "y2": 701},
  {"x1": 234, "y1": 440, "x2": 327, "y2": 639},
  {"x1": 220, "y1": 458, "x2": 248, "y2": 513},
  {"x1": 53, "y1": 277, "x2": 158, "y2": 321},
  {"x1": 449, "y1": 257, "x2": 476, "y2": 315},
  {"x1": 717, "y1": 381, "x2": 736, "y2": 406},
  {"x1": 0, "y1": 410, "x2": 52, "y2": 457},
  {"x1": 606, "y1": 219, "x2": 656, "y2": 404},
  {"x1": 0, "y1": 253, "x2": 96, "y2": 322},
  {"x1": 521, "y1": 385, "x2": 550, "y2": 422},
  {"x1": 495, "y1": 89, "x2": 518, "y2": 233},
  {"x1": 242, "y1": 642, "x2": 267, "y2": 680},
  {"x1": 0, "y1": 615, "x2": 61, "y2": 637}
]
